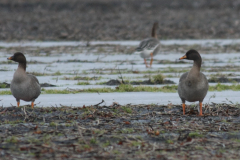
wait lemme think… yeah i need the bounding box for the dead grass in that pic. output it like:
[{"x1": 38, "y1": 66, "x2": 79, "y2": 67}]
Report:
[{"x1": 0, "y1": 103, "x2": 240, "y2": 159}]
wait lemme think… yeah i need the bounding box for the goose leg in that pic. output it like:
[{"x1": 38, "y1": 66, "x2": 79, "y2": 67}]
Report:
[
  {"x1": 182, "y1": 103, "x2": 186, "y2": 115},
  {"x1": 199, "y1": 102, "x2": 203, "y2": 116},
  {"x1": 144, "y1": 59, "x2": 149, "y2": 68},
  {"x1": 17, "y1": 101, "x2": 20, "y2": 107},
  {"x1": 31, "y1": 101, "x2": 35, "y2": 108},
  {"x1": 150, "y1": 52, "x2": 153, "y2": 67}
]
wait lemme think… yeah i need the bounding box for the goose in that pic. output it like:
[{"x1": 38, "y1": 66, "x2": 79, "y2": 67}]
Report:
[
  {"x1": 178, "y1": 50, "x2": 208, "y2": 116},
  {"x1": 135, "y1": 22, "x2": 161, "y2": 68},
  {"x1": 7, "y1": 52, "x2": 41, "y2": 108}
]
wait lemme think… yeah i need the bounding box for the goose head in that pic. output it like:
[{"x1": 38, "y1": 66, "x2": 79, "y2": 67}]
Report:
[{"x1": 7, "y1": 52, "x2": 26, "y2": 64}]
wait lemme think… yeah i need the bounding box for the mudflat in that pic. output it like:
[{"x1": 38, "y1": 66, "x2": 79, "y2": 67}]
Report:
[
  {"x1": 0, "y1": 0, "x2": 239, "y2": 41},
  {"x1": 1, "y1": 104, "x2": 240, "y2": 159}
]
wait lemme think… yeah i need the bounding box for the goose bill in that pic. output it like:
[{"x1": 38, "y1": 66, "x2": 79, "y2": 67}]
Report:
[
  {"x1": 7, "y1": 56, "x2": 13, "y2": 60},
  {"x1": 179, "y1": 55, "x2": 187, "y2": 60}
]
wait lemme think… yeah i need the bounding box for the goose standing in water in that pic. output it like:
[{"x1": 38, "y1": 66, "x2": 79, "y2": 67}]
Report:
[
  {"x1": 178, "y1": 50, "x2": 208, "y2": 116},
  {"x1": 7, "y1": 52, "x2": 41, "y2": 108},
  {"x1": 135, "y1": 22, "x2": 161, "y2": 68}
]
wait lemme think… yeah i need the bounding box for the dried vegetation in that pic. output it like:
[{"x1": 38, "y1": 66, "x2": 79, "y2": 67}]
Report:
[{"x1": 0, "y1": 103, "x2": 240, "y2": 159}]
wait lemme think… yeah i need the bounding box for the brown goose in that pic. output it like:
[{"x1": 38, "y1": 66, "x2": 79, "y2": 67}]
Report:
[
  {"x1": 135, "y1": 22, "x2": 161, "y2": 68},
  {"x1": 7, "y1": 52, "x2": 41, "y2": 108},
  {"x1": 178, "y1": 50, "x2": 208, "y2": 116}
]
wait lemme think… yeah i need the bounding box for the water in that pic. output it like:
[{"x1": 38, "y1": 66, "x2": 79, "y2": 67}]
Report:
[
  {"x1": 1, "y1": 40, "x2": 240, "y2": 107},
  {"x1": 0, "y1": 91, "x2": 238, "y2": 107},
  {"x1": 1, "y1": 39, "x2": 240, "y2": 48}
]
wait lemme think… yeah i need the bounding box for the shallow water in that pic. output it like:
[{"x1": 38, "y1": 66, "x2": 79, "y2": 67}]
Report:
[
  {"x1": 0, "y1": 91, "x2": 239, "y2": 107},
  {"x1": 1, "y1": 40, "x2": 240, "y2": 107},
  {"x1": 1, "y1": 39, "x2": 240, "y2": 48}
]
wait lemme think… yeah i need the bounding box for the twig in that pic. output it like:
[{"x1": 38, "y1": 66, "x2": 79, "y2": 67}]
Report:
[
  {"x1": 144, "y1": 142, "x2": 156, "y2": 155},
  {"x1": 19, "y1": 124, "x2": 30, "y2": 128},
  {"x1": 0, "y1": 108, "x2": 7, "y2": 114},
  {"x1": 21, "y1": 106, "x2": 29, "y2": 121},
  {"x1": 35, "y1": 102, "x2": 41, "y2": 105},
  {"x1": 148, "y1": 124, "x2": 154, "y2": 131},
  {"x1": 94, "y1": 99, "x2": 105, "y2": 106},
  {"x1": 96, "y1": 55, "x2": 107, "y2": 62},
  {"x1": 226, "y1": 98, "x2": 234, "y2": 104},
  {"x1": 205, "y1": 93, "x2": 216, "y2": 114},
  {"x1": 118, "y1": 67, "x2": 125, "y2": 84},
  {"x1": 75, "y1": 123, "x2": 88, "y2": 145},
  {"x1": 181, "y1": 139, "x2": 195, "y2": 146},
  {"x1": 42, "y1": 66, "x2": 47, "y2": 76}
]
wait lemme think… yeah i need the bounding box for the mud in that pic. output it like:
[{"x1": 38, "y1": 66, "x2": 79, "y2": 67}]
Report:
[
  {"x1": 0, "y1": 0, "x2": 240, "y2": 41},
  {"x1": 104, "y1": 79, "x2": 175, "y2": 86},
  {"x1": 0, "y1": 82, "x2": 56, "y2": 88},
  {"x1": 0, "y1": 103, "x2": 240, "y2": 159},
  {"x1": 208, "y1": 77, "x2": 240, "y2": 83}
]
